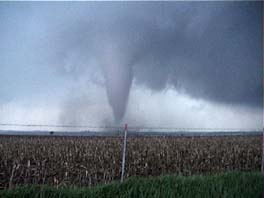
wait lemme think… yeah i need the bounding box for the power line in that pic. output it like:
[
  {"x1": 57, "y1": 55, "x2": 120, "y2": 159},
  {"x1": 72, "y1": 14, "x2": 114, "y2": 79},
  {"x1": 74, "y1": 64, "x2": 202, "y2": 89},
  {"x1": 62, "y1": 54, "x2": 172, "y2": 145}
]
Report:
[
  {"x1": 0, "y1": 123, "x2": 262, "y2": 132},
  {"x1": 0, "y1": 123, "x2": 121, "y2": 129}
]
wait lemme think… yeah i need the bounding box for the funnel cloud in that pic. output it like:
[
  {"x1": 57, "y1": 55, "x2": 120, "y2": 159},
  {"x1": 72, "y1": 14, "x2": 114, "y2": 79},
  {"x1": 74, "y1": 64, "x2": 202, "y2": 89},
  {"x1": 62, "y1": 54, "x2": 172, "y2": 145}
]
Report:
[
  {"x1": 0, "y1": 1, "x2": 262, "y2": 128},
  {"x1": 101, "y1": 43, "x2": 133, "y2": 123}
]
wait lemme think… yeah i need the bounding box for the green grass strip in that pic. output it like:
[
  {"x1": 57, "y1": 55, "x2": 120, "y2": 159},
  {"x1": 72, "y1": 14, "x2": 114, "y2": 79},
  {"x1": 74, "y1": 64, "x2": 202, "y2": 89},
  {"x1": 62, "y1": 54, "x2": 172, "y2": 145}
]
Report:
[{"x1": 0, "y1": 171, "x2": 262, "y2": 198}]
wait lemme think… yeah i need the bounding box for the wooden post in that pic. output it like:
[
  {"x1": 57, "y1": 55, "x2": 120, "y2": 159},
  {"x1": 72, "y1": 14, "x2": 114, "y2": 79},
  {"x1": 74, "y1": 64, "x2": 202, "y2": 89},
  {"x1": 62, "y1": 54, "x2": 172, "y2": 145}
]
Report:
[{"x1": 121, "y1": 124, "x2": 128, "y2": 182}]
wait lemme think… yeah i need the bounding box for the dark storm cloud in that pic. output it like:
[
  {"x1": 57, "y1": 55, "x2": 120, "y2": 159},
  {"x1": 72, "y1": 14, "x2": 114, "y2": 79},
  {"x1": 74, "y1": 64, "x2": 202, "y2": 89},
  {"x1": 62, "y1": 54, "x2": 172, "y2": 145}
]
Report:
[{"x1": 25, "y1": 1, "x2": 262, "y2": 122}]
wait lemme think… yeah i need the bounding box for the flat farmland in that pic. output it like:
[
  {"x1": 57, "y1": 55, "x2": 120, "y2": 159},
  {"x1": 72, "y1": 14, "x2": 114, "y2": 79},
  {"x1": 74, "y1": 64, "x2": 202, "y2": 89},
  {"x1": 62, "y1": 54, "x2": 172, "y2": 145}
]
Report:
[{"x1": 0, "y1": 135, "x2": 261, "y2": 189}]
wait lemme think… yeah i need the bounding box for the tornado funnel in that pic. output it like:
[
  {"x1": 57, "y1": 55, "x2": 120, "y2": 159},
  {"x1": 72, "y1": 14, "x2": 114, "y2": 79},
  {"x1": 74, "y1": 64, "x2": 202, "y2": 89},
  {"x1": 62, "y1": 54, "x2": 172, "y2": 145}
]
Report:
[{"x1": 102, "y1": 45, "x2": 133, "y2": 124}]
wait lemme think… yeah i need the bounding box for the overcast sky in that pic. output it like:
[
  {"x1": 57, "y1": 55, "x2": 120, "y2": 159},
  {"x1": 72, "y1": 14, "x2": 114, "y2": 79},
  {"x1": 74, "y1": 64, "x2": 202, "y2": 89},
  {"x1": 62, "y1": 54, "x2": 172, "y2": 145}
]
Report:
[{"x1": 0, "y1": 1, "x2": 262, "y2": 131}]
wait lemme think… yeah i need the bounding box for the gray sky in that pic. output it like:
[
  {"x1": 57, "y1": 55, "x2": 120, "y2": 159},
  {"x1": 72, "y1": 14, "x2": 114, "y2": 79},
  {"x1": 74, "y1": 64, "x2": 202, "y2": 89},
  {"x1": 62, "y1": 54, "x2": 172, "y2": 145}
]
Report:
[{"x1": 0, "y1": 1, "x2": 262, "y2": 130}]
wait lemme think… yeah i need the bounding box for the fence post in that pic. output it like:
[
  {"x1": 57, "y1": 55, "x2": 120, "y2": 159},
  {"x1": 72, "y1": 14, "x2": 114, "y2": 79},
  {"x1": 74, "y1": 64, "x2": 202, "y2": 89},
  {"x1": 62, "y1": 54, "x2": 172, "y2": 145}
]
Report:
[
  {"x1": 121, "y1": 123, "x2": 128, "y2": 182},
  {"x1": 262, "y1": 127, "x2": 264, "y2": 174}
]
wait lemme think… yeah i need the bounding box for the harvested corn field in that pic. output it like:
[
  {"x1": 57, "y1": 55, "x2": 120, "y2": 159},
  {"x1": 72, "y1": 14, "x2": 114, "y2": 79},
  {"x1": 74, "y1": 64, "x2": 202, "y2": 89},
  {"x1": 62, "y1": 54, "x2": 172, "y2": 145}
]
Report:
[{"x1": 0, "y1": 135, "x2": 261, "y2": 189}]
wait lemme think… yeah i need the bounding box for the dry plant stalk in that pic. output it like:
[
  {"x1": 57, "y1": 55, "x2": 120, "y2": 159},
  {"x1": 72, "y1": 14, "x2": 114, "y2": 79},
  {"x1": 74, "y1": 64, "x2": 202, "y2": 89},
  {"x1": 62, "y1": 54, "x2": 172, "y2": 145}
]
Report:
[{"x1": 0, "y1": 135, "x2": 261, "y2": 189}]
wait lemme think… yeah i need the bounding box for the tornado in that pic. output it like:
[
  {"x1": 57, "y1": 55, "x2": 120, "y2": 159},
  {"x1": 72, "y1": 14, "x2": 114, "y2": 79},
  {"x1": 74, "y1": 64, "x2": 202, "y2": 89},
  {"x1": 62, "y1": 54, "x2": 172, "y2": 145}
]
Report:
[{"x1": 101, "y1": 43, "x2": 133, "y2": 124}]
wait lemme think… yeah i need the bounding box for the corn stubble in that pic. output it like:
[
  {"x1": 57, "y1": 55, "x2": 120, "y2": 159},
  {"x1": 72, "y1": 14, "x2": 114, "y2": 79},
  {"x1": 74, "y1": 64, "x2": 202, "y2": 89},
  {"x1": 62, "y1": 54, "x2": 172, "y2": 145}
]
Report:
[{"x1": 0, "y1": 135, "x2": 261, "y2": 189}]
